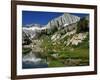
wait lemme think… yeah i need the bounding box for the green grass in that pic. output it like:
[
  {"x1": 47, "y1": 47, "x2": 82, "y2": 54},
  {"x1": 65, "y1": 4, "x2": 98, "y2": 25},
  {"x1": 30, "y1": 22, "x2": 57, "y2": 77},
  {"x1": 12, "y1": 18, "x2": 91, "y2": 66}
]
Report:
[
  {"x1": 58, "y1": 48, "x2": 89, "y2": 59},
  {"x1": 48, "y1": 60, "x2": 65, "y2": 67}
]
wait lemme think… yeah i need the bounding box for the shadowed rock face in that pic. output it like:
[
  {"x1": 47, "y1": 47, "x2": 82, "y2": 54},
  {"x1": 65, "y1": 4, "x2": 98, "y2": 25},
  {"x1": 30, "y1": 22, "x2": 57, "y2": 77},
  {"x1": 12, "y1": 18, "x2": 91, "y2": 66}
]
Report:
[{"x1": 22, "y1": 31, "x2": 32, "y2": 45}]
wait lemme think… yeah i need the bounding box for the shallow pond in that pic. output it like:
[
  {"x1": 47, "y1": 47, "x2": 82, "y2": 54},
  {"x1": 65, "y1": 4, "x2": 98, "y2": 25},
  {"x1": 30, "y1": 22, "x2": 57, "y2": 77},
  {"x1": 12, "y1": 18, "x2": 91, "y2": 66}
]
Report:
[{"x1": 22, "y1": 51, "x2": 48, "y2": 69}]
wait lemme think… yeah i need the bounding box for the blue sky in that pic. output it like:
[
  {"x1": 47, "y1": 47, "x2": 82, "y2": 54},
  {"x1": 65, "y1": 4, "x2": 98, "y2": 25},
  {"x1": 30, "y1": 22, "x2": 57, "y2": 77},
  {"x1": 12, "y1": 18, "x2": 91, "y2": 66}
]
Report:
[{"x1": 22, "y1": 11, "x2": 89, "y2": 26}]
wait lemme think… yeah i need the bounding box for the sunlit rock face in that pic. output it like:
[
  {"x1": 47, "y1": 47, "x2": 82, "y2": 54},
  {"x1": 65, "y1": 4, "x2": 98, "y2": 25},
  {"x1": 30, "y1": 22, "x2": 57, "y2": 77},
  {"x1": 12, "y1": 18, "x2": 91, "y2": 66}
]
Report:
[
  {"x1": 45, "y1": 13, "x2": 80, "y2": 30},
  {"x1": 67, "y1": 32, "x2": 88, "y2": 46}
]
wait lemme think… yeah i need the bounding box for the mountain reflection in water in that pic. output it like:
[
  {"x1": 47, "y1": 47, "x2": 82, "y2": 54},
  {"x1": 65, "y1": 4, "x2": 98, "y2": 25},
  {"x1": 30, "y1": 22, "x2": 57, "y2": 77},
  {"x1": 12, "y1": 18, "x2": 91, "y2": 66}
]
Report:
[{"x1": 22, "y1": 51, "x2": 48, "y2": 69}]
